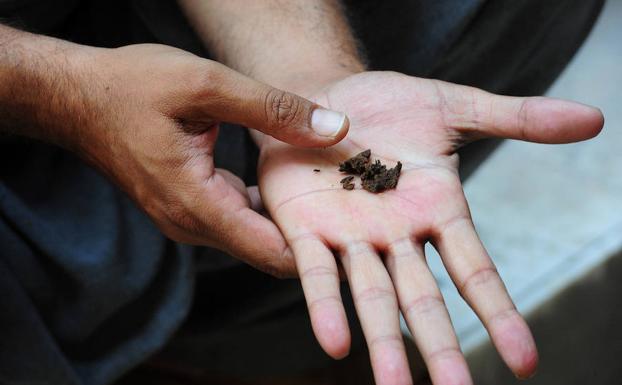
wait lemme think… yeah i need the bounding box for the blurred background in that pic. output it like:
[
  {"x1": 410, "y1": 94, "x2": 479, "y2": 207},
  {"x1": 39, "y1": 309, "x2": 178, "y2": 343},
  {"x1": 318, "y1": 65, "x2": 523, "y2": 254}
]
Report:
[{"x1": 412, "y1": 0, "x2": 622, "y2": 383}]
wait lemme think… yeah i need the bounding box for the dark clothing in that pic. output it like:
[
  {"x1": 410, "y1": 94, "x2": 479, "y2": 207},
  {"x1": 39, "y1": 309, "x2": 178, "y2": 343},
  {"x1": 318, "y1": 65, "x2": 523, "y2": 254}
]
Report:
[{"x1": 0, "y1": 0, "x2": 605, "y2": 384}]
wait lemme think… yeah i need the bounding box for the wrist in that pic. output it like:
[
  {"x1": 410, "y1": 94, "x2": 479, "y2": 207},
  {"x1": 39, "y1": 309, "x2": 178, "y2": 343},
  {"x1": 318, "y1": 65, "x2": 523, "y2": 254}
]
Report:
[
  {"x1": 245, "y1": 50, "x2": 365, "y2": 98},
  {"x1": 180, "y1": 0, "x2": 367, "y2": 98},
  {"x1": 271, "y1": 65, "x2": 363, "y2": 99}
]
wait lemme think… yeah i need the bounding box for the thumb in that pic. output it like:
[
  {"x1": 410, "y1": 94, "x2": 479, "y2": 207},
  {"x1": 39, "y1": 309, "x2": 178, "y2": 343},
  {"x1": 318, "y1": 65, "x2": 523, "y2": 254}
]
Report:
[
  {"x1": 456, "y1": 87, "x2": 604, "y2": 144},
  {"x1": 196, "y1": 62, "x2": 349, "y2": 147}
]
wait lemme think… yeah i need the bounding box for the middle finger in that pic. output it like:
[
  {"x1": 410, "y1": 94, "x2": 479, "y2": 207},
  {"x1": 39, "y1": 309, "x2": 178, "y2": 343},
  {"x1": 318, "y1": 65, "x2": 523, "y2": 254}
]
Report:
[{"x1": 341, "y1": 241, "x2": 412, "y2": 385}]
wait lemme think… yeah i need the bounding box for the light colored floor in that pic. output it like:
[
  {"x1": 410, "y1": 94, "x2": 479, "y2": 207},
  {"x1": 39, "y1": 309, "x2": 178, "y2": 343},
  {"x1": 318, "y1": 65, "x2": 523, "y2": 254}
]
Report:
[{"x1": 403, "y1": 0, "x2": 622, "y2": 382}]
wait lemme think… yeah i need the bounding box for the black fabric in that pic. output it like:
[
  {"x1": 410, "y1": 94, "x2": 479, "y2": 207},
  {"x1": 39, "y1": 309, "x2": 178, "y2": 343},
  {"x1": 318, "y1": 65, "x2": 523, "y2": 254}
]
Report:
[
  {"x1": 0, "y1": 137, "x2": 195, "y2": 385},
  {"x1": 0, "y1": 0, "x2": 79, "y2": 31}
]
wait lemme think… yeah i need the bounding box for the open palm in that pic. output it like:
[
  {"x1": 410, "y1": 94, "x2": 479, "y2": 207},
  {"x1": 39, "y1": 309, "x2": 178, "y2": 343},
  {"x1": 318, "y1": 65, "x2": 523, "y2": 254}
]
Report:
[{"x1": 257, "y1": 72, "x2": 603, "y2": 385}]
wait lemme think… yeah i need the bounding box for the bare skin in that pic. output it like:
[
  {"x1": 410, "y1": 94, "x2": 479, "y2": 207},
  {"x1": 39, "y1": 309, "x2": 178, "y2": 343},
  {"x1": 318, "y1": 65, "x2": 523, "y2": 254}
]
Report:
[{"x1": 257, "y1": 72, "x2": 604, "y2": 385}]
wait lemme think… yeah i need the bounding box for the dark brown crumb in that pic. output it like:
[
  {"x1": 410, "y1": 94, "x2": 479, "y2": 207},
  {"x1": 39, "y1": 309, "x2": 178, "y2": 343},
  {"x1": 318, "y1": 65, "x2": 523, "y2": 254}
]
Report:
[
  {"x1": 361, "y1": 161, "x2": 402, "y2": 193},
  {"x1": 340, "y1": 175, "x2": 355, "y2": 190},
  {"x1": 313, "y1": 169, "x2": 320, "y2": 172},
  {"x1": 339, "y1": 149, "x2": 371, "y2": 174},
  {"x1": 338, "y1": 149, "x2": 402, "y2": 193}
]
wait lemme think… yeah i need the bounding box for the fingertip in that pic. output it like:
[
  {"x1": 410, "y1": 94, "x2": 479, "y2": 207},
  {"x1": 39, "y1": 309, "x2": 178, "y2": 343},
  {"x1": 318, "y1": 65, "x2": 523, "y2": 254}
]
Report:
[
  {"x1": 310, "y1": 108, "x2": 350, "y2": 145},
  {"x1": 325, "y1": 329, "x2": 351, "y2": 360},
  {"x1": 531, "y1": 98, "x2": 604, "y2": 143},
  {"x1": 554, "y1": 98, "x2": 604, "y2": 140},
  {"x1": 313, "y1": 305, "x2": 352, "y2": 359},
  {"x1": 514, "y1": 329, "x2": 539, "y2": 380},
  {"x1": 490, "y1": 313, "x2": 538, "y2": 379},
  {"x1": 515, "y1": 348, "x2": 539, "y2": 380},
  {"x1": 319, "y1": 326, "x2": 351, "y2": 360},
  {"x1": 331, "y1": 114, "x2": 350, "y2": 144},
  {"x1": 581, "y1": 105, "x2": 605, "y2": 140}
]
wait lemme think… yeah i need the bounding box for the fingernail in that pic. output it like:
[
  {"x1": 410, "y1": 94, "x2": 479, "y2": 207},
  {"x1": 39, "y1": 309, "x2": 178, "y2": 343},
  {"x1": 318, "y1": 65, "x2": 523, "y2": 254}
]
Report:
[{"x1": 311, "y1": 108, "x2": 347, "y2": 137}]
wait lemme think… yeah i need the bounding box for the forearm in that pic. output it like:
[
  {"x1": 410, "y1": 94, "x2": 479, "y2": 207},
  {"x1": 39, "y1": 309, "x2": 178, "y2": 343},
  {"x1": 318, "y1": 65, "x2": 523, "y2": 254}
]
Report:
[
  {"x1": 178, "y1": 0, "x2": 365, "y2": 95},
  {"x1": 0, "y1": 24, "x2": 101, "y2": 150}
]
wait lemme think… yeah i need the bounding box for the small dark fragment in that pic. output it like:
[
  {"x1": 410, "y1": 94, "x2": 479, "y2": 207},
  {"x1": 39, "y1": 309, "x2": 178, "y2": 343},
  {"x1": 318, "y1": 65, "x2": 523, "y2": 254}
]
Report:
[
  {"x1": 340, "y1": 175, "x2": 355, "y2": 190},
  {"x1": 361, "y1": 161, "x2": 402, "y2": 193},
  {"x1": 337, "y1": 149, "x2": 402, "y2": 193},
  {"x1": 313, "y1": 169, "x2": 321, "y2": 172},
  {"x1": 338, "y1": 149, "x2": 371, "y2": 174}
]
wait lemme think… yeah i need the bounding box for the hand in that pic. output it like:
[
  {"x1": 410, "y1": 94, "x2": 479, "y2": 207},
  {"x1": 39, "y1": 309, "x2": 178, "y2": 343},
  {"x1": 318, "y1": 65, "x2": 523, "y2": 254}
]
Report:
[
  {"x1": 257, "y1": 72, "x2": 603, "y2": 384},
  {"x1": 68, "y1": 44, "x2": 349, "y2": 275}
]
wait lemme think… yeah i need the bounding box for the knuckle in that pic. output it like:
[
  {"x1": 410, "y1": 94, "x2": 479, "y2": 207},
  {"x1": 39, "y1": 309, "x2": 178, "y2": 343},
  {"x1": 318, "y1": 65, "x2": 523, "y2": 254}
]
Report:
[
  {"x1": 438, "y1": 214, "x2": 471, "y2": 234},
  {"x1": 264, "y1": 88, "x2": 303, "y2": 129},
  {"x1": 368, "y1": 334, "x2": 404, "y2": 349},
  {"x1": 516, "y1": 98, "x2": 530, "y2": 139},
  {"x1": 301, "y1": 265, "x2": 336, "y2": 280},
  {"x1": 192, "y1": 63, "x2": 224, "y2": 100},
  {"x1": 458, "y1": 266, "x2": 499, "y2": 298},
  {"x1": 354, "y1": 285, "x2": 395, "y2": 305},
  {"x1": 402, "y1": 294, "x2": 445, "y2": 317},
  {"x1": 308, "y1": 295, "x2": 342, "y2": 312},
  {"x1": 343, "y1": 242, "x2": 375, "y2": 264},
  {"x1": 488, "y1": 308, "x2": 520, "y2": 326},
  {"x1": 427, "y1": 346, "x2": 463, "y2": 363}
]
